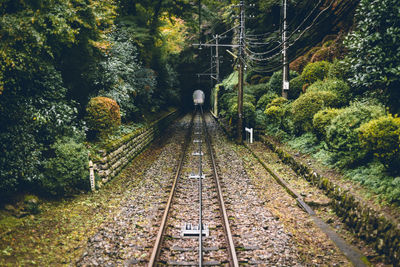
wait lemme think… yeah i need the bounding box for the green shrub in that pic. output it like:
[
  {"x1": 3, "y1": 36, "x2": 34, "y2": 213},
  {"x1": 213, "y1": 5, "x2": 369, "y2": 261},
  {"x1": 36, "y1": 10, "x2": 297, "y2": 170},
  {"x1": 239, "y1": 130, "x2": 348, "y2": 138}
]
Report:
[
  {"x1": 259, "y1": 76, "x2": 270, "y2": 84},
  {"x1": 344, "y1": 162, "x2": 400, "y2": 204},
  {"x1": 290, "y1": 55, "x2": 308, "y2": 74},
  {"x1": 265, "y1": 105, "x2": 285, "y2": 122},
  {"x1": 256, "y1": 91, "x2": 279, "y2": 110},
  {"x1": 227, "y1": 93, "x2": 256, "y2": 108},
  {"x1": 219, "y1": 92, "x2": 236, "y2": 112},
  {"x1": 288, "y1": 75, "x2": 306, "y2": 100},
  {"x1": 359, "y1": 114, "x2": 400, "y2": 172},
  {"x1": 291, "y1": 90, "x2": 339, "y2": 133},
  {"x1": 264, "y1": 97, "x2": 291, "y2": 130},
  {"x1": 41, "y1": 137, "x2": 89, "y2": 196},
  {"x1": 266, "y1": 97, "x2": 288, "y2": 109},
  {"x1": 245, "y1": 83, "x2": 269, "y2": 101},
  {"x1": 268, "y1": 70, "x2": 299, "y2": 95},
  {"x1": 311, "y1": 47, "x2": 331, "y2": 62},
  {"x1": 307, "y1": 79, "x2": 351, "y2": 106},
  {"x1": 302, "y1": 61, "x2": 331, "y2": 84},
  {"x1": 220, "y1": 71, "x2": 238, "y2": 91},
  {"x1": 255, "y1": 109, "x2": 268, "y2": 129},
  {"x1": 345, "y1": 0, "x2": 400, "y2": 112},
  {"x1": 228, "y1": 101, "x2": 256, "y2": 127},
  {"x1": 328, "y1": 58, "x2": 352, "y2": 80},
  {"x1": 288, "y1": 132, "x2": 321, "y2": 154},
  {"x1": 312, "y1": 108, "x2": 344, "y2": 139},
  {"x1": 86, "y1": 96, "x2": 121, "y2": 140},
  {"x1": 326, "y1": 102, "x2": 386, "y2": 167}
]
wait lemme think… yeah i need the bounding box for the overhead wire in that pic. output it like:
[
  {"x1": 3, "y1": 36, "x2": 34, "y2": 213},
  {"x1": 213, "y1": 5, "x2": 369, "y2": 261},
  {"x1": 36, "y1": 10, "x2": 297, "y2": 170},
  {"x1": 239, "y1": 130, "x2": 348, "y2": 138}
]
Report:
[
  {"x1": 287, "y1": 1, "x2": 333, "y2": 48},
  {"x1": 243, "y1": 0, "x2": 333, "y2": 69},
  {"x1": 202, "y1": 25, "x2": 240, "y2": 45},
  {"x1": 243, "y1": 0, "x2": 327, "y2": 56}
]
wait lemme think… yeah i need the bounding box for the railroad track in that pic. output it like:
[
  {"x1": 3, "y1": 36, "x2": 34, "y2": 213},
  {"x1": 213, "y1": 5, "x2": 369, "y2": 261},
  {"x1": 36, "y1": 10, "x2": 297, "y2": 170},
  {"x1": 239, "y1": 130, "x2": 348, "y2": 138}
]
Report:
[{"x1": 148, "y1": 107, "x2": 239, "y2": 266}]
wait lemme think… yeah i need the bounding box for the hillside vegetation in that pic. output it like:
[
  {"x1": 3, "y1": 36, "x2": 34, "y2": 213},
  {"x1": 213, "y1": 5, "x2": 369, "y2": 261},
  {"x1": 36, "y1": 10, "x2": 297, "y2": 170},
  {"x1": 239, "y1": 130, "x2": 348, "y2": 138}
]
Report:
[
  {"x1": 216, "y1": 0, "x2": 400, "y2": 205},
  {"x1": 0, "y1": 0, "x2": 399, "y2": 207}
]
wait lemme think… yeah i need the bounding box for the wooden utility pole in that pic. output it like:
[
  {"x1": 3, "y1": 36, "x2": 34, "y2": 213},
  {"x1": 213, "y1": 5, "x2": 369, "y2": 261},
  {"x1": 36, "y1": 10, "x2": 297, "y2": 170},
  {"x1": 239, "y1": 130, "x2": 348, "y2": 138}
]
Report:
[
  {"x1": 238, "y1": 60, "x2": 244, "y2": 143},
  {"x1": 215, "y1": 34, "x2": 220, "y2": 84},
  {"x1": 282, "y1": 0, "x2": 289, "y2": 99},
  {"x1": 237, "y1": 0, "x2": 245, "y2": 143}
]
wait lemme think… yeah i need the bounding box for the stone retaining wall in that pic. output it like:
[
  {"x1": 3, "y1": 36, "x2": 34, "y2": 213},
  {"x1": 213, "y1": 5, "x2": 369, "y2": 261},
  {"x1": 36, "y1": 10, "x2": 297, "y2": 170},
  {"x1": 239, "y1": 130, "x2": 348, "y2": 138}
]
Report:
[
  {"x1": 92, "y1": 109, "x2": 179, "y2": 187},
  {"x1": 213, "y1": 115, "x2": 399, "y2": 265},
  {"x1": 259, "y1": 135, "x2": 400, "y2": 265}
]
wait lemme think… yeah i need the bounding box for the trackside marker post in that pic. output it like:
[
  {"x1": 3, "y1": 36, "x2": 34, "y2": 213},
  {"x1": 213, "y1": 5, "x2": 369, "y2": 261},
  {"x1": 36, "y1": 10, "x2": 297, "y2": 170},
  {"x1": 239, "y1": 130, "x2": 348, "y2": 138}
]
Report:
[
  {"x1": 245, "y1": 127, "x2": 253, "y2": 144},
  {"x1": 89, "y1": 160, "x2": 95, "y2": 191}
]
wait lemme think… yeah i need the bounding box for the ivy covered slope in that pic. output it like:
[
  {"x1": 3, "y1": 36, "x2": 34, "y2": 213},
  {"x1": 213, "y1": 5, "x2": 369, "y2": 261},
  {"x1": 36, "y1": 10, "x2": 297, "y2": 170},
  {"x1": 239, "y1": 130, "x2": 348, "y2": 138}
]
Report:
[
  {"x1": 0, "y1": 0, "x2": 197, "y2": 202},
  {"x1": 217, "y1": 0, "x2": 400, "y2": 205}
]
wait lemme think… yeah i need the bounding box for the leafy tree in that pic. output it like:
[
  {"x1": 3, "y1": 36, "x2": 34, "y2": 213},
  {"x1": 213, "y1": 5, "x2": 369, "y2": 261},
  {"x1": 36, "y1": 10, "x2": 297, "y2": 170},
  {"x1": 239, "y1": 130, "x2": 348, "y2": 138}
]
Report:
[
  {"x1": 345, "y1": 0, "x2": 400, "y2": 112},
  {"x1": 0, "y1": 0, "x2": 115, "y2": 199},
  {"x1": 90, "y1": 27, "x2": 156, "y2": 120}
]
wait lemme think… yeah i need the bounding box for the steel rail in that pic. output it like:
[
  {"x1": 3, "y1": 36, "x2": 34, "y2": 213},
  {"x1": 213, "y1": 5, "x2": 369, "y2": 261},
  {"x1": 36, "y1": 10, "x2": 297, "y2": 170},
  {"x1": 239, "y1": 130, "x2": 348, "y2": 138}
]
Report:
[
  {"x1": 148, "y1": 111, "x2": 196, "y2": 266},
  {"x1": 198, "y1": 109, "x2": 203, "y2": 266},
  {"x1": 201, "y1": 110, "x2": 239, "y2": 267}
]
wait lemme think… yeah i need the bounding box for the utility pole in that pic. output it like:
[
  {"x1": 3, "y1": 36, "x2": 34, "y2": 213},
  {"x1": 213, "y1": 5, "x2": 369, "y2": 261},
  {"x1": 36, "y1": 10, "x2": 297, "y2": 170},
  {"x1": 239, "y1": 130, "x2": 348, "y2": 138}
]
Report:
[
  {"x1": 237, "y1": 0, "x2": 245, "y2": 143},
  {"x1": 282, "y1": 0, "x2": 289, "y2": 99},
  {"x1": 198, "y1": 0, "x2": 202, "y2": 46},
  {"x1": 210, "y1": 46, "x2": 213, "y2": 88},
  {"x1": 213, "y1": 34, "x2": 220, "y2": 117},
  {"x1": 215, "y1": 34, "x2": 220, "y2": 84}
]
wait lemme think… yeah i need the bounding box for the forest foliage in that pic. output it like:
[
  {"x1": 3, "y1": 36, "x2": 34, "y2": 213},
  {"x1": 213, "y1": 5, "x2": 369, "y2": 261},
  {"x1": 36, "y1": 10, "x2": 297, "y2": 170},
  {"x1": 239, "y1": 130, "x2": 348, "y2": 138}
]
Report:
[
  {"x1": 1, "y1": 0, "x2": 399, "y2": 205},
  {"x1": 216, "y1": 0, "x2": 400, "y2": 204},
  {"x1": 0, "y1": 0, "x2": 203, "y2": 201}
]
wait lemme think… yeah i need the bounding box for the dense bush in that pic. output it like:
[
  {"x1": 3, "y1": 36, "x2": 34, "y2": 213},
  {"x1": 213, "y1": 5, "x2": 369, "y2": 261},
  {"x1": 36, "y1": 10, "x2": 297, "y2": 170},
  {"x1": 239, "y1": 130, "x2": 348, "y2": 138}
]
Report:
[
  {"x1": 225, "y1": 94, "x2": 256, "y2": 107},
  {"x1": 291, "y1": 90, "x2": 339, "y2": 133},
  {"x1": 264, "y1": 97, "x2": 293, "y2": 132},
  {"x1": 245, "y1": 83, "x2": 269, "y2": 101},
  {"x1": 326, "y1": 102, "x2": 386, "y2": 167},
  {"x1": 290, "y1": 55, "x2": 308, "y2": 74},
  {"x1": 310, "y1": 47, "x2": 330, "y2": 62},
  {"x1": 228, "y1": 101, "x2": 256, "y2": 128},
  {"x1": 41, "y1": 137, "x2": 89, "y2": 196},
  {"x1": 219, "y1": 92, "x2": 236, "y2": 113},
  {"x1": 86, "y1": 97, "x2": 121, "y2": 140},
  {"x1": 256, "y1": 91, "x2": 279, "y2": 110},
  {"x1": 255, "y1": 109, "x2": 268, "y2": 129},
  {"x1": 345, "y1": 0, "x2": 400, "y2": 113},
  {"x1": 93, "y1": 28, "x2": 157, "y2": 120},
  {"x1": 288, "y1": 75, "x2": 306, "y2": 100},
  {"x1": 264, "y1": 97, "x2": 288, "y2": 122},
  {"x1": 307, "y1": 79, "x2": 351, "y2": 106},
  {"x1": 259, "y1": 76, "x2": 270, "y2": 84},
  {"x1": 345, "y1": 162, "x2": 400, "y2": 204},
  {"x1": 0, "y1": 65, "x2": 83, "y2": 202},
  {"x1": 359, "y1": 114, "x2": 400, "y2": 172},
  {"x1": 312, "y1": 108, "x2": 344, "y2": 139},
  {"x1": 268, "y1": 70, "x2": 299, "y2": 95},
  {"x1": 301, "y1": 61, "x2": 331, "y2": 85},
  {"x1": 328, "y1": 58, "x2": 351, "y2": 81}
]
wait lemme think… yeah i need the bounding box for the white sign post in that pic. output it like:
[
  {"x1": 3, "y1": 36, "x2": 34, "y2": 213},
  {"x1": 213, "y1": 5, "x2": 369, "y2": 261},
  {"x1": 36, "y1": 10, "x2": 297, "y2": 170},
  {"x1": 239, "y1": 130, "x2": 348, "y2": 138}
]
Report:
[
  {"x1": 89, "y1": 160, "x2": 96, "y2": 191},
  {"x1": 245, "y1": 127, "x2": 253, "y2": 144}
]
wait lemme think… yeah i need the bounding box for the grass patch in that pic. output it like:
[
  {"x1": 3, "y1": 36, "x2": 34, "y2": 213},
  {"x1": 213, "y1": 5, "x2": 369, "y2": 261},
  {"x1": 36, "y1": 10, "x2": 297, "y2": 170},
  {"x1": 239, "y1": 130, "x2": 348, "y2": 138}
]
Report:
[
  {"x1": 0, "y1": 141, "x2": 161, "y2": 266},
  {"x1": 287, "y1": 132, "x2": 322, "y2": 154},
  {"x1": 344, "y1": 162, "x2": 400, "y2": 205}
]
